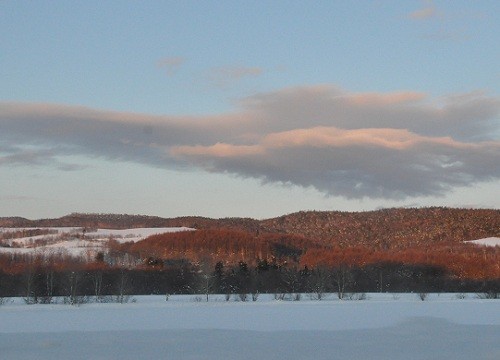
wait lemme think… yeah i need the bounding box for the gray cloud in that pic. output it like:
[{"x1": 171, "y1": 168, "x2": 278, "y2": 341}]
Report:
[
  {"x1": 206, "y1": 66, "x2": 263, "y2": 89},
  {"x1": 0, "y1": 146, "x2": 86, "y2": 171},
  {"x1": 157, "y1": 57, "x2": 185, "y2": 76},
  {"x1": 172, "y1": 128, "x2": 500, "y2": 199},
  {"x1": 1, "y1": 84, "x2": 499, "y2": 199},
  {"x1": 239, "y1": 86, "x2": 499, "y2": 141},
  {"x1": 0, "y1": 148, "x2": 56, "y2": 167}
]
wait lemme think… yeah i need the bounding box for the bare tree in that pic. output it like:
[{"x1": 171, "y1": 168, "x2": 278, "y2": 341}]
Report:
[
  {"x1": 91, "y1": 270, "x2": 104, "y2": 302},
  {"x1": 196, "y1": 258, "x2": 216, "y2": 302},
  {"x1": 282, "y1": 268, "x2": 301, "y2": 294},
  {"x1": 65, "y1": 271, "x2": 82, "y2": 305},
  {"x1": 308, "y1": 266, "x2": 329, "y2": 300},
  {"x1": 39, "y1": 269, "x2": 55, "y2": 304},
  {"x1": 0, "y1": 275, "x2": 6, "y2": 305},
  {"x1": 476, "y1": 291, "x2": 499, "y2": 299},
  {"x1": 332, "y1": 264, "x2": 354, "y2": 300},
  {"x1": 23, "y1": 265, "x2": 38, "y2": 304},
  {"x1": 115, "y1": 268, "x2": 132, "y2": 303}
]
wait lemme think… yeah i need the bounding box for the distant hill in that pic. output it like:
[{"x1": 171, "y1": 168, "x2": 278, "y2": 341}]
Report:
[
  {"x1": 0, "y1": 213, "x2": 261, "y2": 232},
  {"x1": 260, "y1": 207, "x2": 500, "y2": 248},
  {"x1": 1, "y1": 207, "x2": 498, "y2": 249}
]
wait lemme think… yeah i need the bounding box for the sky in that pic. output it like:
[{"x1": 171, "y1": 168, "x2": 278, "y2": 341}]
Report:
[{"x1": 1, "y1": 0, "x2": 499, "y2": 220}]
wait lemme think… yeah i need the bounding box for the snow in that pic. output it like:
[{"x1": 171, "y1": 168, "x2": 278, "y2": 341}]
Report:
[
  {"x1": 90, "y1": 227, "x2": 195, "y2": 243},
  {"x1": 466, "y1": 237, "x2": 500, "y2": 247},
  {"x1": 0, "y1": 226, "x2": 194, "y2": 257},
  {"x1": 0, "y1": 294, "x2": 499, "y2": 359}
]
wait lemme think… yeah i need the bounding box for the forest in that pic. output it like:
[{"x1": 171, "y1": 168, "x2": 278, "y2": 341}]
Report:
[{"x1": 0, "y1": 207, "x2": 499, "y2": 302}]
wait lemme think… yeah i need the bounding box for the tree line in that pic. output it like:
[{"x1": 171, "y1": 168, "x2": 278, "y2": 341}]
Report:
[{"x1": 0, "y1": 234, "x2": 498, "y2": 301}]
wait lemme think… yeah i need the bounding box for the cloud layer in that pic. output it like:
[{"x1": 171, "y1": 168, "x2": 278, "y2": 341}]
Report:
[{"x1": 1, "y1": 85, "x2": 499, "y2": 199}]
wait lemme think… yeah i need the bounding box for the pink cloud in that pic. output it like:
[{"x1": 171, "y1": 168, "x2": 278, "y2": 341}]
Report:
[
  {"x1": 409, "y1": 1, "x2": 436, "y2": 20},
  {"x1": 348, "y1": 92, "x2": 426, "y2": 106},
  {"x1": 171, "y1": 143, "x2": 264, "y2": 158},
  {"x1": 174, "y1": 127, "x2": 487, "y2": 158}
]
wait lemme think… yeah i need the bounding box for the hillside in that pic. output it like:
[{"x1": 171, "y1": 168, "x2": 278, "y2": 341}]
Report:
[
  {"x1": 1, "y1": 208, "x2": 499, "y2": 297},
  {"x1": 260, "y1": 207, "x2": 500, "y2": 248},
  {"x1": 2, "y1": 207, "x2": 499, "y2": 249},
  {"x1": 0, "y1": 213, "x2": 261, "y2": 232}
]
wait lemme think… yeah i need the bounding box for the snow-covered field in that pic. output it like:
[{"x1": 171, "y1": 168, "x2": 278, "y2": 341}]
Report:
[
  {"x1": 1, "y1": 294, "x2": 499, "y2": 359},
  {"x1": 0, "y1": 227, "x2": 194, "y2": 257},
  {"x1": 466, "y1": 237, "x2": 500, "y2": 247}
]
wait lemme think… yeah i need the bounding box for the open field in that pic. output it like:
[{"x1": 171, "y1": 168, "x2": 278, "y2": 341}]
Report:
[{"x1": 1, "y1": 294, "x2": 499, "y2": 359}]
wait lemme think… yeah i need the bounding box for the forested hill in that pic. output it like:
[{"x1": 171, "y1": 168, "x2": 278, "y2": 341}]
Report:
[
  {"x1": 260, "y1": 208, "x2": 500, "y2": 247},
  {"x1": 0, "y1": 213, "x2": 260, "y2": 231},
  {"x1": 1, "y1": 208, "x2": 498, "y2": 247}
]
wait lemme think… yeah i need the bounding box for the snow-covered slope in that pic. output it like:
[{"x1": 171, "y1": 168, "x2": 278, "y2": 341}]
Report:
[
  {"x1": 465, "y1": 237, "x2": 500, "y2": 247},
  {"x1": 0, "y1": 226, "x2": 194, "y2": 257}
]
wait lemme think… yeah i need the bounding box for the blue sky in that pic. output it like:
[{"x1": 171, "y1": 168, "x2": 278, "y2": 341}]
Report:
[{"x1": 1, "y1": 0, "x2": 499, "y2": 219}]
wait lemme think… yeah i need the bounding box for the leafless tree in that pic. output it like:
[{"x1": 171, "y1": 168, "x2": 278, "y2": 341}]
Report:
[
  {"x1": 0, "y1": 277, "x2": 6, "y2": 305},
  {"x1": 196, "y1": 258, "x2": 216, "y2": 302},
  {"x1": 282, "y1": 268, "x2": 301, "y2": 294},
  {"x1": 115, "y1": 268, "x2": 132, "y2": 303},
  {"x1": 91, "y1": 270, "x2": 104, "y2": 302},
  {"x1": 332, "y1": 264, "x2": 354, "y2": 300},
  {"x1": 23, "y1": 265, "x2": 38, "y2": 304},
  {"x1": 308, "y1": 266, "x2": 329, "y2": 300},
  {"x1": 39, "y1": 269, "x2": 54, "y2": 304},
  {"x1": 476, "y1": 291, "x2": 499, "y2": 299},
  {"x1": 65, "y1": 271, "x2": 83, "y2": 305}
]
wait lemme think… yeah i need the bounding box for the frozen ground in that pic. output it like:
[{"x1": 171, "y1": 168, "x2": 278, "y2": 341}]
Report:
[{"x1": 0, "y1": 293, "x2": 499, "y2": 359}]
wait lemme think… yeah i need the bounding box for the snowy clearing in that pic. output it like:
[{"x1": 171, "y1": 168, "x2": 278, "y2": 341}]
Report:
[
  {"x1": 466, "y1": 237, "x2": 500, "y2": 247},
  {"x1": 0, "y1": 227, "x2": 194, "y2": 257},
  {"x1": 0, "y1": 293, "x2": 499, "y2": 359}
]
